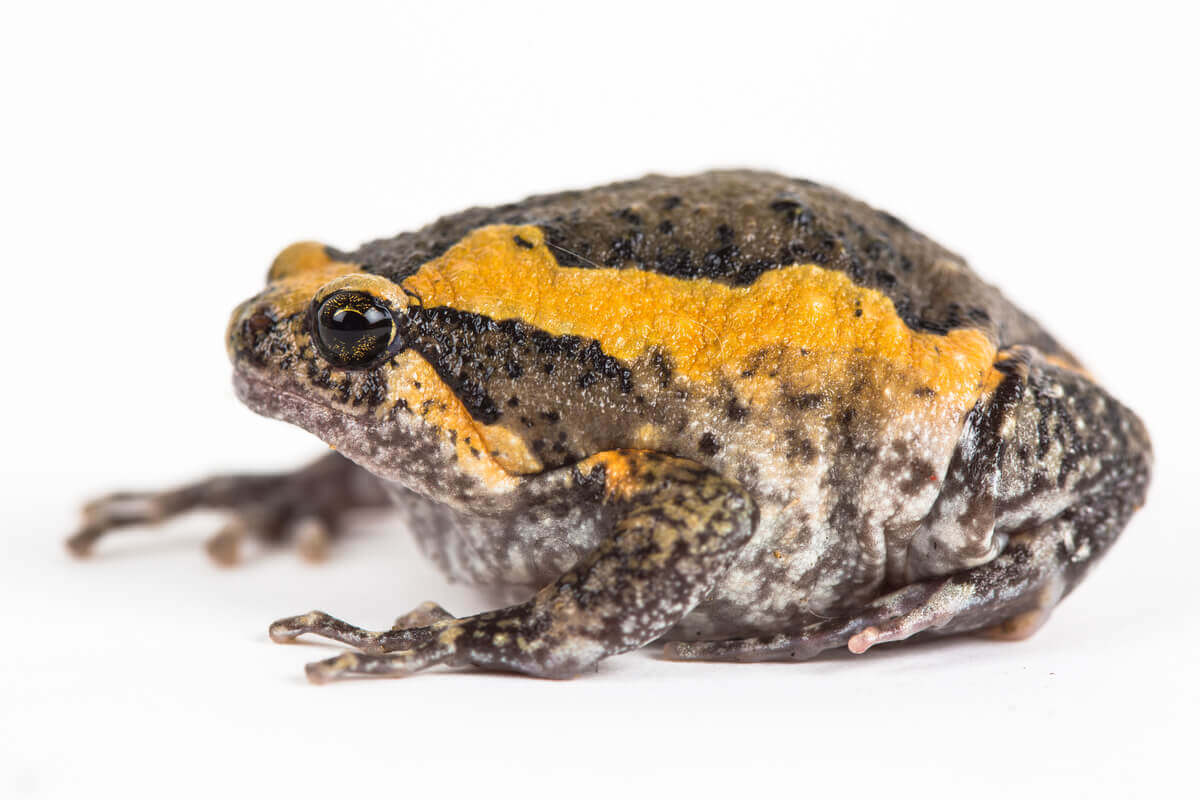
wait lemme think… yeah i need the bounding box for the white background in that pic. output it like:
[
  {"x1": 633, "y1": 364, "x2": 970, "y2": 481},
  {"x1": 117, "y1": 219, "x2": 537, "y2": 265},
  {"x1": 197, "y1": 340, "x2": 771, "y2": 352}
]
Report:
[{"x1": 2, "y1": 2, "x2": 1196, "y2": 797}]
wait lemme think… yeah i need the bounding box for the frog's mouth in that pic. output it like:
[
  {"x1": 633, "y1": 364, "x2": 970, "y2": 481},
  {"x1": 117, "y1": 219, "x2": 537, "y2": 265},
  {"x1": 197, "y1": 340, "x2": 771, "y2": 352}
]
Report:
[
  {"x1": 232, "y1": 370, "x2": 368, "y2": 449},
  {"x1": 235, "y1": 370, "x2": 321, "y2": 425},
  {"x1": 234, "y1": 366, "x2": 403, "y2": 465}
]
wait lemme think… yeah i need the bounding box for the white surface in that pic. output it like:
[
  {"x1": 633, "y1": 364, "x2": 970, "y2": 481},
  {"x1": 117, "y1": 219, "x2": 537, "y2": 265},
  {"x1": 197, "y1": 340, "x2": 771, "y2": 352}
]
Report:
[{"x1": 2, "y1": 2, "x2": 1196, "y2": 797}]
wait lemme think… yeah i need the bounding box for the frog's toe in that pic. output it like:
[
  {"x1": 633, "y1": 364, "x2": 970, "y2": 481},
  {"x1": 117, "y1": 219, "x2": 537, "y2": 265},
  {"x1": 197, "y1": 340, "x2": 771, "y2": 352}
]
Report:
[
  {"x1": 203, "y1": 519, "x2": 249, "y2": 566},
  {"x1": 269, "y1": 608, "x2": 446, "y2": 654},
  {"x1": 846, "y1": 581, "x2": 975, "y2": 653},
  {"x1": 204, "y1": 513, "x2": 336, "y2": 566},
  {"x1": 268, "y1": 611, "x2": 332, "y2": 644},
  {"x1": 67, "y1": 490, "x2": 177, "y2": 556},
  {"x1": 304, "y1": 652, "x2": 362, "y2": 685},
  {"x1": 292, "y1": 517, "x2": 333, "y2": 563},
  {"x1": 302, "y1": 642, "x2": 457, "y2": 684},
  {"x1": 269, "y1": 610, "x2": 387, "y2": 652}
]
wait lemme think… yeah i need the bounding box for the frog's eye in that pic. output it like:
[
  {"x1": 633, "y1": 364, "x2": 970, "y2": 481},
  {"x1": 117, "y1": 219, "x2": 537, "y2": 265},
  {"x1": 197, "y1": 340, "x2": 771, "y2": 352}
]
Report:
[{"x1": 313, "y1": 290, "x2": 395, "y2": 368}]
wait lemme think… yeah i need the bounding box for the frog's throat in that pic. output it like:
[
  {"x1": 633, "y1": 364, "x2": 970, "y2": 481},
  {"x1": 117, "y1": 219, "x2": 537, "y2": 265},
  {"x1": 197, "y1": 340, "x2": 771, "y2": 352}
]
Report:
[{"x1": 232, "y1": 369, "x2": 515, "y2": 503}]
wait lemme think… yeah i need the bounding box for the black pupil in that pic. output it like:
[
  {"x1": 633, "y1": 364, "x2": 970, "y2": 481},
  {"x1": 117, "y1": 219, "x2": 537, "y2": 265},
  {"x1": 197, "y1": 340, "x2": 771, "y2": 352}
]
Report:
[
  {"x1": 330, "y1": 306, "x2": 386, "y2": 331},
  {"x1": 314, "y1": 292, "x2": 393, "y2": 367}
]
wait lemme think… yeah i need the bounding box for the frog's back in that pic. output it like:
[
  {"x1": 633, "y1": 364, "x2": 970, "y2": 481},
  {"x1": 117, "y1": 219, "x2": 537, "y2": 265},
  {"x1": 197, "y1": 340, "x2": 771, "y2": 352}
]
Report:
[{"x1": 345, "y1": 169, "x2": 1074, "y2": 366}]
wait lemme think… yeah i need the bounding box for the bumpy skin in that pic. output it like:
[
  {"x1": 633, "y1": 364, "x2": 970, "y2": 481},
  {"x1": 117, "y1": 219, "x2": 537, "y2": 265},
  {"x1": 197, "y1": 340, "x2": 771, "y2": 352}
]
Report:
[{"x1": 74, "y1": 171, "x2": 1151, "y2": 681}]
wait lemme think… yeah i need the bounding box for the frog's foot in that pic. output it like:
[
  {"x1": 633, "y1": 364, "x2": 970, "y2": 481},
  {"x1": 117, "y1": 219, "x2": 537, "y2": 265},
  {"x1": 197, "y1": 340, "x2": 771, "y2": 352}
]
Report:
[
  {"x1": 665, "y1": 496, "x2": 1140, "y2": 663},
  {"x1": 66, "y1": 453, "x2": 388, "y2": 565},
  {"x1": 270, "y1": 606, "x2": 493, "y2": 683}
]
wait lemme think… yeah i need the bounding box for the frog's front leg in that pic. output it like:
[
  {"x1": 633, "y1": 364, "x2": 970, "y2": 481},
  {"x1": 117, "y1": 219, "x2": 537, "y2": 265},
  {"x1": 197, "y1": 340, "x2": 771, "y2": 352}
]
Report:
[
  {"x1": 269, "y1": 450, "x2": 757, "y2": 682},
  {"x1": 67, "y1": 452, "x2": 389, "y2": 564}
]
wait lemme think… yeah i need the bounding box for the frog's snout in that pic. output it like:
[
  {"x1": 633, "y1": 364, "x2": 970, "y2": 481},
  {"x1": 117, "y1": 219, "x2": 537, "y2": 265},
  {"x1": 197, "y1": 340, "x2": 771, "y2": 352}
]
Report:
[{"x1": 226, "y1": 296, "x2": 285, "y2": 365}]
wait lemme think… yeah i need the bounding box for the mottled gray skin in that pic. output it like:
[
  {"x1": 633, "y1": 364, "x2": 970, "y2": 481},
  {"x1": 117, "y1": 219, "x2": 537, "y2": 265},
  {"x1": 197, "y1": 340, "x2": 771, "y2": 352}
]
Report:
[{"x1": 75, "y1": 171, "x2": 1152, "y2": 679}]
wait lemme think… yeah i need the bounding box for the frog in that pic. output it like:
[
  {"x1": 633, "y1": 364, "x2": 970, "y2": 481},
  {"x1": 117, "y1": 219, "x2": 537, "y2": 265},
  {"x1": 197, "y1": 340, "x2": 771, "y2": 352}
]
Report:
[{"x1": 69, "y1": 170, "x2": 1152, "y2": 683}]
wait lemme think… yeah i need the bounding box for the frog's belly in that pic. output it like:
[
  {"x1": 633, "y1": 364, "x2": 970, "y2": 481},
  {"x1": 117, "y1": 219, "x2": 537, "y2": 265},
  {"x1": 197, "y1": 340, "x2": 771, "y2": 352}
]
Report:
[
  {"x1": 384, "y1": 457, "x2": 943, "y2": 639},
  {"x1": 386, "y1": 481, "x2": 618, "y2": 594}
]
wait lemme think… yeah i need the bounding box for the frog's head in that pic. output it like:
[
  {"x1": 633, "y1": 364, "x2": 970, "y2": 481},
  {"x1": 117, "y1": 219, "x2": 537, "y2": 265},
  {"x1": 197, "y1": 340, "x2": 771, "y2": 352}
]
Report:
[{"x1": 227, "y1": 239, "x2": 537, "y2": 505}]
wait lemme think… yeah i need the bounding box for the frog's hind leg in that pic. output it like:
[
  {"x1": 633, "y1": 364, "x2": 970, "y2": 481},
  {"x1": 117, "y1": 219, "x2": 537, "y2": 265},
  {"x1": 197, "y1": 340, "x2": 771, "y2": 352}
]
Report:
[
  {"x1": 67, "y1": 452, "x2": 389, "y2": 565},
  {"x1": 667, "y1": 495, "x2": 1140, "y2": 663},
  {"x1": 667, "y1": 523, "x2": 1072, "y2": 663},
  {"x1": 669, "y1": 348, "x2": 1152, "y2": 664}
]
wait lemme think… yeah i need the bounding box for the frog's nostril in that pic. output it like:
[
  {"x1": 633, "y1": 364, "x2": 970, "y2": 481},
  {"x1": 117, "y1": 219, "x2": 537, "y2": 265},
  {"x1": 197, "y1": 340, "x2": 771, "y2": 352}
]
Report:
[
  {"x1": 235, "y1": 307, "x2": 278, "y2": 354},
  {"x1": 246, "y1": 309, "x2": 274, "y2": 335},
  {"x1": 229, "y1": 305, "x2": 280, "y2": 366}
]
